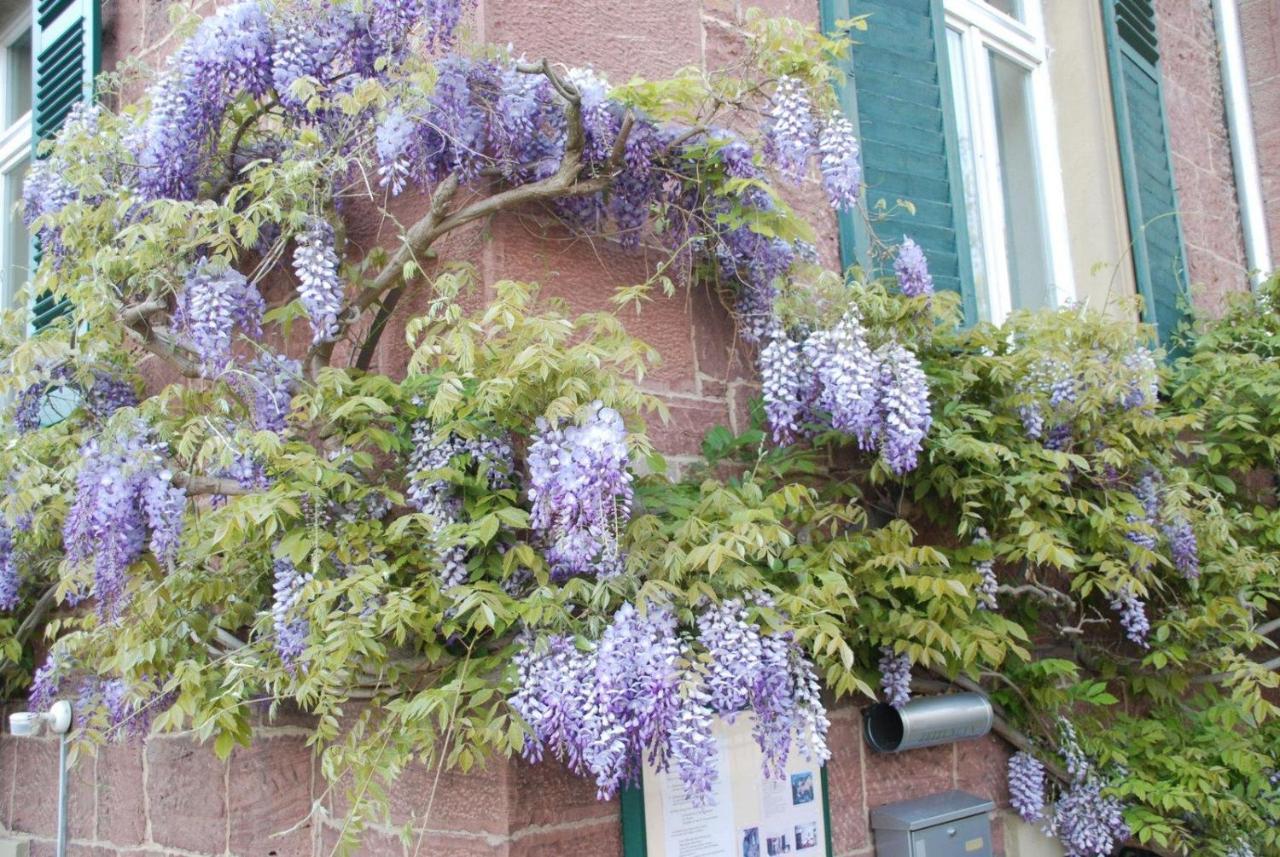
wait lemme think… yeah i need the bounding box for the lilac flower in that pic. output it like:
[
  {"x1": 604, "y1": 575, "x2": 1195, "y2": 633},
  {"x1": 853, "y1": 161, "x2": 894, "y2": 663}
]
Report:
[
  {"x1": 764, "y1": 76, "x2": 815, "y2": 180},
  {"x1": 174, "y1": 258, "x2": 266, "y2": 374},
  {"x1": 1110, "y1": 586, "x2": 1150, "y2": 648},
  {"x1": 817, "y1": 112, "x2": 861, "y2": 210},
  {"x1": 878, "y1": 646, "x2": 912, "y2": 710},
  {"x1": 527, "y1": 403, "x2": 632, "y2": 580},
  {"x1": 293, "y1": 218, "x2": 344, "y2": 344},
  {"x1": 271, "y1": 556, "x2": 311, "y2": 671},
  {"x1": 86, "y1": 373, "x2": 138, "y2": 420},
  {"x1": 761, "y1": 328, "x2": 812, "y2": 445},
  {"x1": 1163, "y1": 516, "x2": 1199, "y2": 580},
  {"x1": 0, "y1": 524, "x2": 17, "y2": 610},
  {"x1": 874, "y1": 342, "x2": 932, "y2": 475},
  {"x1": 893, "y1": 238, "x2": 933, "y2": 299},
  {"x1": 1050, "y1": 779, "x2": 1130, "y2": 857},
  {"x1": 1008, "y1": 752, "x2": 1046, "y2": 822},
  {"x1": 13, "y1": 383, "x2": 45, "y2": 433},
  {"x1": 804, "y1": 312, "x2": 878, "y2": 447},
  {"x1": 376, "y1": 110, "x2": 417, "y2": 194}
]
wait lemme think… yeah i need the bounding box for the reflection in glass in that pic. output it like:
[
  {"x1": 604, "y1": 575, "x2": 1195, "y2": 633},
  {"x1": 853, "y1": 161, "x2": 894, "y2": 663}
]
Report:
[
  {"x1": 3, "y1": 159, "x2": 29, "y2": 309},
  {"x1": 6, "y1": 28, "x2": 29, "y2": 125},
  {"x1": 946, "y1": 28, "x2": 991, "y2": 321},
  {"x1": 984, "y1": 0, "x2": 1022, "y2": 21},
  {"x1": 988, "y1": 52, "x2": 1050, "y2": 311}
]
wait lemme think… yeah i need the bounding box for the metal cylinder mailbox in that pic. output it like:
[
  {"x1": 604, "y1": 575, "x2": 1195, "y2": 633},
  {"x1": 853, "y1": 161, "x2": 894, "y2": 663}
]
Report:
[
  {"x1": 863, "y1": 693, "x2": 993, "y2": 753},
  {"x1": 870, "y1": 790, "x2": 996, "y2": 857}
]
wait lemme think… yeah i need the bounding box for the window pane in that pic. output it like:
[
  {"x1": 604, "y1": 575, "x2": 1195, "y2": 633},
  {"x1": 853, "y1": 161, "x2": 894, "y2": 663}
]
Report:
[
  {"x1": 946, "y1": 28, "x2": 992, "y2": 321},
  {"x1": 984, "y1": 0, "x2": 1023, "y2": 21},
  {"x1": 6, "y1": 28, "x2": 29, "y2": 125},
  {"x1": 3, "y1": 158, "x2": 29, "y2": 309},
  {"x1": 988, "y1": 52, "x2": 1051, "y2": 311}
]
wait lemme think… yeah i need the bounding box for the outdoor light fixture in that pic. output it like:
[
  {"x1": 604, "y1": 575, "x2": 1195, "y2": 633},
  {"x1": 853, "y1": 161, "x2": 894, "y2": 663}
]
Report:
[
  {"x1": 863, "y1": 692, "x2": 993, "y2": 753},
  {"x1": 9, "y1": 700, "x2": 73, "y2": 857}
]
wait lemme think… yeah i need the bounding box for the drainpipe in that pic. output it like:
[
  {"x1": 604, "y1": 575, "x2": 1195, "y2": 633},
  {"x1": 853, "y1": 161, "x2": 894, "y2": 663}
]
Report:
[{"x1": 1214, "y1": 0, "x2": 1273, "y2": 287}]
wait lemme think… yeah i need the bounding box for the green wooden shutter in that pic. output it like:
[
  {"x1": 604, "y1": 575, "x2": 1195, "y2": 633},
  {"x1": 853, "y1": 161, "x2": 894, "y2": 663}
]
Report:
[
  {"x1": 843, "y1": 0, "x2": 976, "y2": 319},
  {"x1": 1101, "y1": 0, "x2": 1190, "y2": 346},
  {"x1": 29, "y1": 0, "x2": 99, "y2": 333},
  {"x1": 819, "y1": 0, "x2": 868, "y2": 273}
]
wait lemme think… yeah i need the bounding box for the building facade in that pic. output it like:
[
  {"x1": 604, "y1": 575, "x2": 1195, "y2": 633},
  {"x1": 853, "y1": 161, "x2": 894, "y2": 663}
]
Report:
[{"x1": 1, "y1": 0, "x2": 1276, "y2": 855}]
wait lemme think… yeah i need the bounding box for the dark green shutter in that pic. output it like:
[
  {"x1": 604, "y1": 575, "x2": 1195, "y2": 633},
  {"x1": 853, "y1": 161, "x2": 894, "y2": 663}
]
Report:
[
  {"x1": 1102, "y1": 0, "x2": 1189, "y2": 346},
  {"x1": 29, "y1": 0, "x2": 99, "y2": 333},
  {"x1": 842, "y1": 0, "x2": 977, "y2": 319},
  {"x1": 819, "y1": 0, "x2": 869, "y2": 273}
]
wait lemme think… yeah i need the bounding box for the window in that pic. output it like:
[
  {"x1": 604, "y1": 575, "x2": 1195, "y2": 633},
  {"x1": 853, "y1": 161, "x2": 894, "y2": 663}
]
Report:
[
  {"x1": 0, "y1": 0, "x2": 31, "y2": 314},
  {"x1": 943, "y1": 0, "x2": 1073, "y2": 324}
]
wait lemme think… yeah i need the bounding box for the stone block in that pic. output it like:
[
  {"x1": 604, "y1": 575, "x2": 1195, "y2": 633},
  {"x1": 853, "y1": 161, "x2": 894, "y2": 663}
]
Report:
[
  {"x1": 509, "y1": 817, "x2": 622, "y2": 857},
  {"x1": 386, "y1": 758, "x2": 509, "y2": 836},
  {"x1": 861, "y1": 723, "x2": 953, "y2": 810},
  {"x1": 229, "y1": 737, "x2": 314, "y2": 856},
  {"x1": 825, "y1": 710, "x2": 870, "y2": 854},
  {"x1": 509, "y1": 758, "x2": 616, "y2": 832},
  {"x1": 316, "y1": 823, "x2": 408, "y2": 857},
  {"x1": 485, "y1": 0, "x2": 703, "y2": 80},
  {"x1": 145, "y1": 739, "x2": 228, "y2": 854},
  {"x1": 10, "y1": 741, "x2": 59, "y2": 838},
  {"x1": 96, "y1": 742, "x2": 147, "y2": 846},
  {"x1": 955, "y1": 736, "x2": 1011, "y2": 809}
]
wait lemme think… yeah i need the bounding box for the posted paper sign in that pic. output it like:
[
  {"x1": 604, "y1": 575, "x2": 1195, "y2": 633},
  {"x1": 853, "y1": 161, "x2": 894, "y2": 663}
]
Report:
[{"x1": 641, "y1": 715, "x2": 829, "y2": 857}]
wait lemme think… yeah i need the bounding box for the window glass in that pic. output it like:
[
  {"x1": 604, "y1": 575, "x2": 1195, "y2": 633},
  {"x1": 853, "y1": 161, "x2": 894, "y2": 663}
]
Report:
[
  {"x1": 984, "y1": 0, "x2": 1022, "y2": 21},
  {"x1": 3, "y1": 158, "x2": 28, "y2": 307},
  {"x1": 946, "y1": 28, "x2": 992, "y2": 321},
  {"x1": 988, "y1": 52, "x2": 1051, "y2": 311},
  {"x1": 6, "y1": 28, "x2": 30, "y2": 124}
]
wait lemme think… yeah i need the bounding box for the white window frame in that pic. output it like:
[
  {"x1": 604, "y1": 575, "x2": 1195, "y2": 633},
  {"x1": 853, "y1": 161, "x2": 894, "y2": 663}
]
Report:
[
  {"x1": 944, "y1": 0, "x2": 1074, "y2": 324},
  {"x1": 0, "y1": 6, "x2": 32, "y2": 314}
]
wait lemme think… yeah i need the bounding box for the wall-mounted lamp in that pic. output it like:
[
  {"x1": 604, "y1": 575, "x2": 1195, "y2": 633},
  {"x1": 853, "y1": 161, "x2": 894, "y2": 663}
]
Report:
[
  {"x1": 9, "y1": 700, "x2": 72, "y2": 857},
  {"x1": 863, "y1": 693, "x2": 993, "y2": 753}
]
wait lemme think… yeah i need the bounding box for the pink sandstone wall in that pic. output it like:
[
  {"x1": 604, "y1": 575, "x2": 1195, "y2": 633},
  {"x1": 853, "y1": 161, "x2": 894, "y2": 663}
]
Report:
[
  {"x1": 0, "y1": 702, "x2": 1013, "y2": 857},
  {"x1": 1156, "y1": 0, "x2": 1253, "y2": 312},
  {"x1": 1241, "y1": 0, "x2": 1280, "y2": 265},
  {"x1": 4, "y1": 0, "x2": 1266, "y2": 854}
]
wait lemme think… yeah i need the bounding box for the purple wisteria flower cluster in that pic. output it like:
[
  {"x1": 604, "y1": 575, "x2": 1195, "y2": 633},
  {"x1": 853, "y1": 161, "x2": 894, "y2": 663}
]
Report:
[
  {"x1": 174, "y1": 258, "x2": 266, "y2": 373},
  {"x1": 893, "y1": 238, "x2": 934, "y2": 299},
  {"x1": 1008, "y1": 751, "x2": 1046, "y2": 822},
  {"x1": 763, "y1": 77, "x2": 865, "y2": 213},
  {"x1": 79, "y1": 676, "x2": 176, "y2": 741},
  {"x1": 0, "y1": 524, "x2": 17, "y2": 611},
  {"x1": 760, "y1": 311, "x2": 932, "y2": 474},
  {"x1": 238, "y1": 353, "x2": 303, "y2": 434},
  {"x1": 1124, "y1": 469, "x2": 1200, "y2": 580},
  {"x1": 62, "y1": 421, "x2": 187, "y2": 619},
  {"x1": 408, "y1": 419, "x2": 513, "y2": 588},
  {"x1": 1110, "y1": 585, "x2": 1150, "y2": 648},
  {"x1": 1017, "y1": 346, "x2": 1159, "y2": 448},
  {"x1": 292, "y1": 218, "x2": 344, "y2": 344},
  {"x1": 878, "y1": 646, "x2": 912, "y2": 710},
  {"x1": 527, "y1": 403, "x2": 633, "y2": 580},
  {"x1": 511, "y1": 596, "x2": 829, "y2": 804},
  {"x1": 1044, "y1": 718, "x2": 1131, "y2": 857},
  {"x1": 272, "y1": 556, "x2": 312, "y2": 671},
  {"x1": 973, "y1": 527, "x2": 999, "y2": 610}
]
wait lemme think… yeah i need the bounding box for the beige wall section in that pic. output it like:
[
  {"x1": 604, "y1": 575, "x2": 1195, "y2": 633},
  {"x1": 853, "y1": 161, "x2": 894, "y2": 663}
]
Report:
[
  {"x1": 1043, "y1": 1, "x2": 1139, "y2": 316},
  {"x1": 1001, "y1": 812, "x2": 1066, "y2": 857}
]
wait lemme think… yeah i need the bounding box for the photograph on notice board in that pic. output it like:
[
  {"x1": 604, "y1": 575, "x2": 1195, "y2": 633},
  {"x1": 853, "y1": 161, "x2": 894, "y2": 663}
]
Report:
[
  {"x1": 765, "y1": 832, "x2": 791, "y2": 855},
  {"x1": 790, "y1": 772, "x2": 814, "y2": 806},
  {"x1": 795, "y1": 822, "x2": 819, "y2": 850},
  {"x1": 742, "y1": 827, "x2": 761, "y2": 857}
]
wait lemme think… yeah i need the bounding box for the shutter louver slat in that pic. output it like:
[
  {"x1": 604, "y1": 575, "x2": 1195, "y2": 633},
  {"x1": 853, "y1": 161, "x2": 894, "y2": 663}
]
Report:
[
  {"x1": 1102, "y1": 0, "x2": 1190, "y2": 348},
  {"x1": 29, "y1": 0, "x2": 99, "y2": 336},
  {"x1": 846, "y1": 0, "x2": 975, "y2": 311}
]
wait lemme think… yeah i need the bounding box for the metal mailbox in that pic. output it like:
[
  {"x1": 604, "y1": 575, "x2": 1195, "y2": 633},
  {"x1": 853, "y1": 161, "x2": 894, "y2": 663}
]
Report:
[{"x1": 870, "y1": 790, "x2": 995, "y2": 857}]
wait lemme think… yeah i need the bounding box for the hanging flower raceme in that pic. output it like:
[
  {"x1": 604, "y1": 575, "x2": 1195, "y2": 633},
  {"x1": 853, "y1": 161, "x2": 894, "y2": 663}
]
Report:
[
  {"x1": 1008, "y1": 752, "x2": 1047, "y2": 822},
  {"x1": 878, "y1": 646, "x2": 912, "y2": 710},
  {"x1": 761, "y1": 327, "x2": 813, "y2": 445},
  {"x1": 0, "y1": 524, "x2": 17, "y2": 610},
  {"x1": 804, "y1": 311, "x2": 878, "y2": 446},
  {"x1": 893, "y1": 237, "x2": 934, "y2": 299},
  {"x1": 62, "y1": 421, "x2": 187, "y2": 619},
  {"x1": 292, "y1": 218, "x2": 344, "y2": 344},
  {"x1": 408, "y1": 420, "x2": 513, "y2": 589},
  {"x1": 174, "y1": 258, "x2": 266, "y2": 374},
  {"x1": 512, "y1": 597, "x2": 829, "y2": 805},
  {"x1": 874, "y1": 342, "x2": 932, "y2": 475},
  {"x1": 238, "y1": 353, "x2": 302, "y2": 433},
  {"x1": 527, "y1": 403, "x2": 633, "y2": 580},
  {"x1": 764, "y1": 76, "x2": 816, "y2": 180},
  {"x1": 817, "y1": 112, "x2": 861, "y2": 210},
  {"x1": 271, "y1": 556, "x2": 312, "y2": 671},
  {"x1": 1110, "y1": 585, "x2": 1150, "y2": 648},
  {"x1": 973, "y1": 527, "x2": 999, "y2": 610},
  {"x1": 1050, "y1": 779, "x2": 1131, "y2": 857}
]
